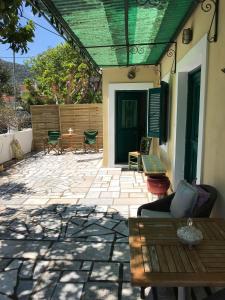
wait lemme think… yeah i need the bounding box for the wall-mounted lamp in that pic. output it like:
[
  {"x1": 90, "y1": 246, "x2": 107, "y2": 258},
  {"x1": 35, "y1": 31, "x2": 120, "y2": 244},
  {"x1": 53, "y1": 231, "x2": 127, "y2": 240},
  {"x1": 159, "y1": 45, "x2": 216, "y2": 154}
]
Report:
[
  {"x1": 128, "y1": 67, "x2": 136, "y2": 79},
  {"x1": 182, "y1": 28, "x2": 193, "y2": 44},
  {"x1": 221, "y1": 68, "x2": 225, "y2": 73}
]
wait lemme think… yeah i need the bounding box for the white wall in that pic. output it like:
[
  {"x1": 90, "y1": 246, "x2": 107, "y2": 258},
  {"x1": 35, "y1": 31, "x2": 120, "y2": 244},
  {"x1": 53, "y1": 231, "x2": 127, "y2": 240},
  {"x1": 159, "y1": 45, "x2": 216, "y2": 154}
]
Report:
[{"x1": 0, "y1": 129, "x2": 33, "y2": 164}]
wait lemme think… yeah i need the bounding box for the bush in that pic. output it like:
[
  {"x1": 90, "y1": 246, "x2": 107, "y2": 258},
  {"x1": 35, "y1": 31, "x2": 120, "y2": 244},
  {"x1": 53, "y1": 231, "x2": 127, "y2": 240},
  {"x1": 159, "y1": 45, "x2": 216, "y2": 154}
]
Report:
[{"x1": 0, "y1": 105, "x2": 31, "y2": 133}]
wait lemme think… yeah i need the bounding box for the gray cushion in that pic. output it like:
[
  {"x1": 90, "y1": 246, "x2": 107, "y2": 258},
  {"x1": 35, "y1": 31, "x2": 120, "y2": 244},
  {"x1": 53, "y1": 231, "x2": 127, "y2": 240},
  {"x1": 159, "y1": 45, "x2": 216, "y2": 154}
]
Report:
[
  {"x1": 141, "y1": 209, "x2": 173, "y2": 218},
  {"x1": 170, "y1": 180, "x2": 198, "y2": 218}
]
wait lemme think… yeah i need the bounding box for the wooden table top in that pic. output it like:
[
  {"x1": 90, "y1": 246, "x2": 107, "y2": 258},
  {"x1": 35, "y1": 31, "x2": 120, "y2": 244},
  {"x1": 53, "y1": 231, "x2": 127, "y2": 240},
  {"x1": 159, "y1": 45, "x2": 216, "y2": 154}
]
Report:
[
  {"x1": 61, "y1": 133, "x2": 77, "y2": 138},
  {"x1": 142, "y1": 154, "x2": 166, "y2": 175},
  {"x1": 129, "y1": 218, "x2": 225, "y2": 287}
]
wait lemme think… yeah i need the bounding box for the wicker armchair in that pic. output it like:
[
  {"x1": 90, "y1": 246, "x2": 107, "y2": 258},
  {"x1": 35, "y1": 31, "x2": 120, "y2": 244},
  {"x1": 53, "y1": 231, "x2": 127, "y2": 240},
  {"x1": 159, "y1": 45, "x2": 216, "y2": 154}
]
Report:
[{"x1": 137, "y1": 184, "x2": 217, "y2": 218}]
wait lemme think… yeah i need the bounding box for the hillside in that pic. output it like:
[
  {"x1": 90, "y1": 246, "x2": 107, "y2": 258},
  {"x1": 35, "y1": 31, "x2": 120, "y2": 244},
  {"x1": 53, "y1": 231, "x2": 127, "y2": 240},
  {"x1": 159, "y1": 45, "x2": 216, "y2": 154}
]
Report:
[{"x1": 0, "y1": 59, "x2": 30, "y2": 85}]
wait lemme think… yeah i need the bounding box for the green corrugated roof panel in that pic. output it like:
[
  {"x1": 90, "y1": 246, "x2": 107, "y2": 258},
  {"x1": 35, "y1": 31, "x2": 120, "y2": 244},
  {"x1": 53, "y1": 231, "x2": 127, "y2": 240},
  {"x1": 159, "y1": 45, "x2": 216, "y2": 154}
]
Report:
[{"x1": 37, "y1": 0, "x2": 197, "y2": 67}]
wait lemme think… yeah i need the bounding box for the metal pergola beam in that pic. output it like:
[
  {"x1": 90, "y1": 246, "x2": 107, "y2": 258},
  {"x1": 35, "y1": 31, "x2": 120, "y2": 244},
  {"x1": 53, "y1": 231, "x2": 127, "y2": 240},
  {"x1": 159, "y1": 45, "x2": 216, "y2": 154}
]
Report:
[
  {"x1": 29, "y1": 0, "x2": 100, "y2": 72},
  {"x1": 80, "y1": 41, "x2": 176, "y2": 49},
  {"x1": 156, "y1": 1, "x2": 198, "y2": 65},
  {"x1": 28, "y1": 0, "x2": 187, "y2": 71},
  {"x1": 124, "y1": 0, "x2": 130, "y2": 66}
]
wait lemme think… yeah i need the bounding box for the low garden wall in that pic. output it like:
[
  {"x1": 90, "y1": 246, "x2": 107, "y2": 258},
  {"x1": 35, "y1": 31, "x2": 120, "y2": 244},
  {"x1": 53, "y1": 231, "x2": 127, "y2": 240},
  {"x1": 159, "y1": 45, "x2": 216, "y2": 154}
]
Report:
[{"x1": 0, "y1": 129, "x2": 33, "y2": 164}]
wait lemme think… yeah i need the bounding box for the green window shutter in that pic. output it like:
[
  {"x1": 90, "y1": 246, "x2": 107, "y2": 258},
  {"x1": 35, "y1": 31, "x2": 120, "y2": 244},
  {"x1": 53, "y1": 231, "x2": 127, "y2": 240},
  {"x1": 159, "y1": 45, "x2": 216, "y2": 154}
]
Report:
[
  {"x1": 148, "y1": 88, "x2": 161, "y2": 138},
  {"x1": 160, "y1": 81, "x2": 169, "y2": 145},
  {"x1": 148, "y1": 81, "x2": 169, "y2": 144}
]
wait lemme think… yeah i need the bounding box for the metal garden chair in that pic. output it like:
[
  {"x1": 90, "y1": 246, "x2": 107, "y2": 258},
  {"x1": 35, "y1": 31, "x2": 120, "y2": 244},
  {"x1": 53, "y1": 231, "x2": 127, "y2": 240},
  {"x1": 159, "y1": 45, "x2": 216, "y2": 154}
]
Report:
[
  {"x1": 83, "y1": 130, "x2": 98, "y2": 152},
  {"x1": 43, "y1": 130, "x2": 62, "y2": 154}
]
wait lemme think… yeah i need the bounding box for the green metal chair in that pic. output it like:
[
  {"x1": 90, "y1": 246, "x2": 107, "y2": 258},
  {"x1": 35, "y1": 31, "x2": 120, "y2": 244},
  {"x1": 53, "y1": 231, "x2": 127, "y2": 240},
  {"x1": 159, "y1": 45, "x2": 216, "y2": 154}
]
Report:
[
  {"x1": 43, "y1": 130, "x2": 62, "y2": 154},
  {"x1": 128, "y1": 137, "x2": 152, "y2": 171},
  {"x1": 83, "y1": 130, "x2": 98, "y2": 152}
]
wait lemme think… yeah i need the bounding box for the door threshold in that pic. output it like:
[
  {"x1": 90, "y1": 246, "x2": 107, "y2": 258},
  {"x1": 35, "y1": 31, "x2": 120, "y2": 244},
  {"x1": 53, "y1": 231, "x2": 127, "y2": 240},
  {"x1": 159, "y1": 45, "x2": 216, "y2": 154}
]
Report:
[{"x1": 113, "y1": 164, "x2": 128, "y2": 168}]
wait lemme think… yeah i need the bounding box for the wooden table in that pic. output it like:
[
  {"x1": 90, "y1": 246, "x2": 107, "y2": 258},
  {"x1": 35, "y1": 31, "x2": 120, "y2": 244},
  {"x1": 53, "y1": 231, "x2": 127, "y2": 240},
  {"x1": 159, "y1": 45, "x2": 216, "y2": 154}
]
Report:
[
  {"x1": 142, "y1": 154, "x2": 166, "y2": 176},
  {"x1": 61, "y1": 133, "x2": 83, "y2": 151},
  {"x1": 129, "y1": 218, "x2": 225, "y2": 300}
]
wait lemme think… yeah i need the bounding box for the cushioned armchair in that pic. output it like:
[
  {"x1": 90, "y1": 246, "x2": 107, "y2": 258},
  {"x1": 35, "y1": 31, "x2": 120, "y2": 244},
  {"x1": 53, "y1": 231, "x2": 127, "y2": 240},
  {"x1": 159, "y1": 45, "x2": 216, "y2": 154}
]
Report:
[{"x1": 137, "y1": 183, "x2": 217, "y2": 218}]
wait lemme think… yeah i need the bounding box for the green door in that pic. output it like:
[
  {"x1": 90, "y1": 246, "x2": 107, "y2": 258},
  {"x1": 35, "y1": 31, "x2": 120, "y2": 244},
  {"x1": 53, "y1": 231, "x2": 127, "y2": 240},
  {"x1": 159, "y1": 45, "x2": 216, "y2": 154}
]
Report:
[
  {"x1": 116, "y1": 91, "x2": 147, "y2": 164},
  {"x1": 184, "y1": 69, "x2": 201, "y2": 183}
]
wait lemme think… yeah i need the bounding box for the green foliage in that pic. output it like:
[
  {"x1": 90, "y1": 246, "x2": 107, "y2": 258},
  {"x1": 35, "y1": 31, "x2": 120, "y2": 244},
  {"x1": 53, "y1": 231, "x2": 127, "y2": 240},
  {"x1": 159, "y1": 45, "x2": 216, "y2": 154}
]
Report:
[
  {"x1": 0, "y1": 59, "x2": 30, "y2": 85},
  {"x1": 0, "y1": 0, "x2": 36, "y2": 53},
  {"x1": 20, "y1": 78, "x2": 48, "y2": 112},
  {"x1": 0, "y1": 61, "x2": 13, "y2": 100},
  {"x1": 23, "y1": 43, "x2": 102, "y2": 104}
]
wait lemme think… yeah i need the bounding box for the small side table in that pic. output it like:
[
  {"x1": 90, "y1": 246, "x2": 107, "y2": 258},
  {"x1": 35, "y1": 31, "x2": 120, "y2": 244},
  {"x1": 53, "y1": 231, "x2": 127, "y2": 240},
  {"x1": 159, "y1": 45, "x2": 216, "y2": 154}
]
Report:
[{"x1": 61, "y1": 133, "x2": 77, "y2": 151}]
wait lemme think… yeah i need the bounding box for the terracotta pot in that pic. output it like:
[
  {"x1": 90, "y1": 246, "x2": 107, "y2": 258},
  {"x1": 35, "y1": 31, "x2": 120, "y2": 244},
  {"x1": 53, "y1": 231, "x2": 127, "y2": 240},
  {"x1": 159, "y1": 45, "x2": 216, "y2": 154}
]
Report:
[{"x1": 147, "y1": 175, "x2": 170, "y2": 196}]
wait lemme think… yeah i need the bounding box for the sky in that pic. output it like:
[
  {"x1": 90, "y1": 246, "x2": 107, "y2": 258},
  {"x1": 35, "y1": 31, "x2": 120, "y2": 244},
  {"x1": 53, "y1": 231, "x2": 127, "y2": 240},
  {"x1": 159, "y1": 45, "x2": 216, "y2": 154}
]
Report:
[{"x1": 0, "y1": 4, "x2": 64, "y2": 65}]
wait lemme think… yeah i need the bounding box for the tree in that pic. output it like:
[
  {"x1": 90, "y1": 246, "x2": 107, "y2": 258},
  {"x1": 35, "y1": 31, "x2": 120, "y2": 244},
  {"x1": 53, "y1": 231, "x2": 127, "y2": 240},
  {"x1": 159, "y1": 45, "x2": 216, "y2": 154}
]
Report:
[
  {"x1": 23, "y1": 43, "x2": 102, "y2": 105},
  {"x1": 0, "y1": 60, "x2": 13, "y2": 102},
  {"x1": 0, "y1": 0, "x2": 36, "y2": 54}
]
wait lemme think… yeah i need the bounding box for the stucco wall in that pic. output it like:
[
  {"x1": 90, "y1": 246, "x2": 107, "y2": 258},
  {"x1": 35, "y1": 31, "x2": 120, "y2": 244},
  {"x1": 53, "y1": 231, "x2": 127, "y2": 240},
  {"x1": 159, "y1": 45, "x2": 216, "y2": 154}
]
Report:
[
  {"x1": 0, "y1": 129, "x2": 33, "y2": 164},
  {"x1": 160, "y1": 2, "x2": 225, "y2": 216},
  {"x1": 102, "y1": 66, "x2": 159, "y2": 166}
]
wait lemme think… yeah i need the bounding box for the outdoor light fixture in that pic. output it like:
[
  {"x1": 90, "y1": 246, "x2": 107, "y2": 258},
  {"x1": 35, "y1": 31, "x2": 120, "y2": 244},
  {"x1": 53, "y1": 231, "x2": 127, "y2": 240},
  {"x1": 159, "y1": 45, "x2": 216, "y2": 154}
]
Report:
[
  {"x1": 182, "y1": 28, "x2": 193, "y2": 44},
  {"x1": 128, "y1": 67, "x2": 136, "y2": 79}
]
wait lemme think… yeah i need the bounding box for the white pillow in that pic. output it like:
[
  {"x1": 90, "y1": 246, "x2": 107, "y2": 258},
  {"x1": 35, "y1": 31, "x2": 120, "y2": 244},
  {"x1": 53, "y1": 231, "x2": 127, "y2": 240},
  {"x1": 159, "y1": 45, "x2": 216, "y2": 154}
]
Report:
[{"x1": 170, "y1": 180, "x2": 198, "y2": 218}]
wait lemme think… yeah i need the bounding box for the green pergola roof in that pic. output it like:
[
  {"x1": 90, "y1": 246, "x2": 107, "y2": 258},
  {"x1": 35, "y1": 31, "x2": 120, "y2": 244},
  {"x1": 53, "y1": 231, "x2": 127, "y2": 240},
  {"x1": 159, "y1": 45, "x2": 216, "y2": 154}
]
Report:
[{"x1": 33, "y1": 0, "x2": 197, "y2": 69}]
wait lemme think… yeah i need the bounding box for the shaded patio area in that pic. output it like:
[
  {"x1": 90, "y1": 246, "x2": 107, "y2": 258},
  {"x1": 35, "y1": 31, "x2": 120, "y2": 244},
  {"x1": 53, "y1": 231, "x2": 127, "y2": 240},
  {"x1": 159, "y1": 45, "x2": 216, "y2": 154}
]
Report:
[
  {"x1": 0, "y1": 151, "x2": 153, "y2": 299},
  {"x1": 0, "y1": 152, "x2": 213, "y2": 299}
]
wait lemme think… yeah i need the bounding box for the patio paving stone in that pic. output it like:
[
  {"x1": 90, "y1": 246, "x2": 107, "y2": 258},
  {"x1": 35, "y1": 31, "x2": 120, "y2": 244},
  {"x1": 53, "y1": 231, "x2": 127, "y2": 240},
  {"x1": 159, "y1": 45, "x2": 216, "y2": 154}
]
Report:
[
  {"x1": 90, "y1": 262, "x2": 120, "y2": 281},
  {"x1": 4, "y1": 259, "x2": 22, "y2": 270},
  {"x1": 17, "y1": 280, "x2": 34, "y2": 299},
  {"x1": 0, "y1": 152, "x2": 205, "y2": 299},
  {"x1": 0, "y1": 240, "x2": 50, "y2": 259},
  {"x1": 0, "y1": 269, "x2": 18, "y2": 296},
  {"x1": 122, "y1": 263, "x2": 131, "y2": 282},
  {"x1": 46, "y1": 241, "x2": 112, "y2": 260},
  {"x1": 121, "y1": 283, "x2": 142, "y2": 300},
  {"x1": 113, "y1": 221, "x2": 129, "y2": 236},
  {"x1": 19, "y1": 260, "x2": 35, "y2": 278},
  {"x1": 81, "y1": 261, "x2": 92, "y2": 271},
  {"x1": 112, "y1": 244, "x2": 130, "y2": 262},
  {"x1": 83, "y1": 282, "x2": 118, "y2": 300},
  {"x1": 60, "y1": 270, "x2": 89, "y2": 283},
  {"x1": 52, "y1": 283, "x2": 83, "y2": 300},
  {"x1": 72, "y1": 224, "x2": 114, "y2": 237}
]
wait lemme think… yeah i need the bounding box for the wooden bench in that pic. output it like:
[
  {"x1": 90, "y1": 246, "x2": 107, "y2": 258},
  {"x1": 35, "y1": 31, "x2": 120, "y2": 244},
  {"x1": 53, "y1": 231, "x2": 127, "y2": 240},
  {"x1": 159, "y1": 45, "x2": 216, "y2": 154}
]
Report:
[{"x1": 141, "y1": 154, "x2": 166, "y2": 176}]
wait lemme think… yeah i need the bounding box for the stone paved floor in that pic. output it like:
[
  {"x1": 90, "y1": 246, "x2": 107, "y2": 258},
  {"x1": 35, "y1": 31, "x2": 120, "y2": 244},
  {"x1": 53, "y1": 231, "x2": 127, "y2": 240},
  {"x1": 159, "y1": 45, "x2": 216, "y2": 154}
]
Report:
[
  {"x1": 0, "y1": 151, "x2": 155, "y2": 208},
  {"x1": 0, "y1": 152, "x2": 211, "y2": 299}
]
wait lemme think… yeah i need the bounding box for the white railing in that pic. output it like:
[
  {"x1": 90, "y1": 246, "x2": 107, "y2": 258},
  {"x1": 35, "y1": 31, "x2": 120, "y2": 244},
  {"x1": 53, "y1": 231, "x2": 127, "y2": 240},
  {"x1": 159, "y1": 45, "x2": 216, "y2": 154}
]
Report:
[{"x1": 0, "y1": 129, "x2": 33, "y2": 164}]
